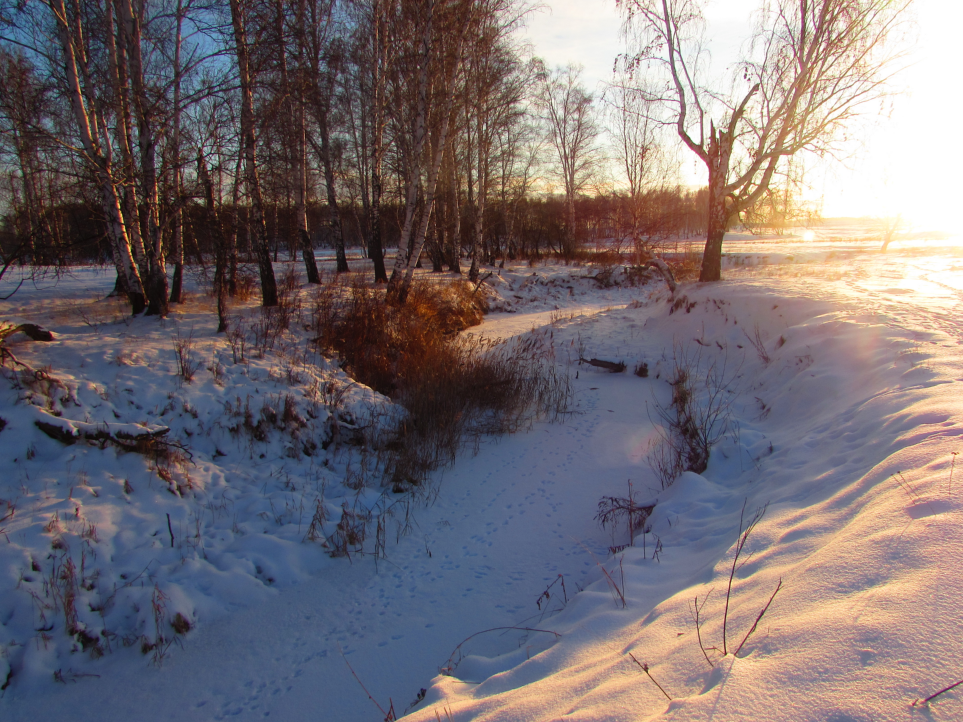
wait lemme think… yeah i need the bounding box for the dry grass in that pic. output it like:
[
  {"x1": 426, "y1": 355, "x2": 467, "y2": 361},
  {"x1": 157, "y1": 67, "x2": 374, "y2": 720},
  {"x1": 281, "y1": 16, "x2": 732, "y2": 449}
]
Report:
[
  {"x1": 665, "y1": 251, "x2": 703, "y2": 282},
  {"x1": 648, "y1": 345, "x2": 735, "y2": 488},
  {"x1": 314, "y1": 278, "x2": 570, "y2": 490},
  {"x1": 314, "y1": 279, "x2": 486, "y2": 397}
]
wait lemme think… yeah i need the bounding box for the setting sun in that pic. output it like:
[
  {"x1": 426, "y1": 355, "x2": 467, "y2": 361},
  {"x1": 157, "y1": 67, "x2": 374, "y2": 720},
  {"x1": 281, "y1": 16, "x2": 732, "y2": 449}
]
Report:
[{"x1": 523, "y1": 0, "x2": 960, "y2": 234}]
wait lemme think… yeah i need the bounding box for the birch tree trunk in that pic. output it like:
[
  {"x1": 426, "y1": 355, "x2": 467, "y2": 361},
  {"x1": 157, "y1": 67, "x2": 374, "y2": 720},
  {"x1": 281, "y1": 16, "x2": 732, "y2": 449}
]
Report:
[
  {"x1": 368, "y1": 0, "x2": 389, "y2": 283},
  {"x1": 198, "y1": 152, "x2": 229, "y2": 332},
  {"x1": 120, "y1": 0, "x2": 168, "y2": 316},
  {"x1": 316, "y1": 99, "x2": 349, "y2": 273},
  {"x1": 398, "y1": 98, "x2": 457, "y2": 301},
  {"x1": 230, "y1": 0, "x2": 279, "y2": 307},
  {"x1": 284, "y1": 0, "x2": 322, "y2": 283},
  {"x1": 388, "y1": 0, "x2": 435, "y2": 292},
  {"x1": 699, "y1": 125, "x2": 735, "y2": 282},
  {"x1": 49, "y1": 0, "x2": 146, "y2": 314},
  {"x1": 169, "y1": 0, "x2": 186, "y2": 303},
  {"x1": 447, "y1": 153, "x2": 462, "y2": 273}
]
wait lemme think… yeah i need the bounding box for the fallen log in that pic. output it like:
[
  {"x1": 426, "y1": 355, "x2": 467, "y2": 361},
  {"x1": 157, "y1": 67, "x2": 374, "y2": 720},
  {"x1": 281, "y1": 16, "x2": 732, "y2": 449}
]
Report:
[
  {"x1": 580, "y1": 357, "x2": 627, "y2": 373},
  {"x1": 0, "y1": 321, "x2": 55, "y2": 367},
  {"x1": 33, "y1": 408, "x2": 170, "y2": 449},
  {"x1": 0, "y1": 322, "x2": 54, "y2": 342}
]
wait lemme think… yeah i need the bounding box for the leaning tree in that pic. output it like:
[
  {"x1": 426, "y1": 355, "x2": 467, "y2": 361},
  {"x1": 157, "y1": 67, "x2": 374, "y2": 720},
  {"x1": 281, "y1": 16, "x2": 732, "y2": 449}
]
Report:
[{"x1": 618, "y1": 0, "x2": 914, "y2": 281}]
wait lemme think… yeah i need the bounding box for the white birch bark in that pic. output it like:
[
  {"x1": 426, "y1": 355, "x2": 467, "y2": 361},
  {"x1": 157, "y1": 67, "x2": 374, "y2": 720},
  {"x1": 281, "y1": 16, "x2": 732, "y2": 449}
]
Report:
[{"x1": 48, "y1": 0, "x2": 146, "y2": 313}]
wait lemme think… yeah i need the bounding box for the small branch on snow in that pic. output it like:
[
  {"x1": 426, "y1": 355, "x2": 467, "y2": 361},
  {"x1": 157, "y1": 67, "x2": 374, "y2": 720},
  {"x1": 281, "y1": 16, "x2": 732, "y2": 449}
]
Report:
[
  {"x1": 338, "y1": 643, "x2": 397, "y2": 721},
  {"x1": 913, "y1": 676, "x2": 963, "y2": 707},
  {"x1": 628, "y1": 652, "x2": 673, "y2": 700},
  {"x1": 734, "y1": 577, "x2": 782, "y2": 657},
  {"x1": 440, "y1": 627, "x2": 560, "y2": 676}
]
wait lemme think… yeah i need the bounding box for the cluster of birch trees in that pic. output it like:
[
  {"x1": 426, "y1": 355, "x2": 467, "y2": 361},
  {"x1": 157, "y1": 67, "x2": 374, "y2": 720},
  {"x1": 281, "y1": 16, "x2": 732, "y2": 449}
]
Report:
[
  {"x1": 2, "y1": 0, "x2": 910, "y2": 310},
  {"x1": 1, "y1": 0, "x2": 658, "y2": 314}
]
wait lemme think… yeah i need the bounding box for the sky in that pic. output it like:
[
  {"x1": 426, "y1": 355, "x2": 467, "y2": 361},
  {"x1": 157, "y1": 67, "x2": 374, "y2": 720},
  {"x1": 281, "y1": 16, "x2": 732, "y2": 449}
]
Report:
[{"x1": 520, "y1": 0, "x2": 960, "y2": 231}]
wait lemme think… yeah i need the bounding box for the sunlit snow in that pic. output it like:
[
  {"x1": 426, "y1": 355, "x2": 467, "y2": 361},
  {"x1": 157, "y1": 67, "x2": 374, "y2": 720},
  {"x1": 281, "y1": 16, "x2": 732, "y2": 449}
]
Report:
[{"x1": 1, "y1": 226, "x2": 962, "y2": 721}]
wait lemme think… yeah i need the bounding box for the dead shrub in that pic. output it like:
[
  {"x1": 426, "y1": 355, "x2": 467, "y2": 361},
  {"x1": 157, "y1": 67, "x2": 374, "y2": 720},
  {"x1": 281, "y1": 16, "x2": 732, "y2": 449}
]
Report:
[
  {"x1": 314, "y1": 278, "x2": 486, "y2": 397},
  {"x1": 172, "y1": 328, "x2": 200, "y2": 383},
  {"x1": 384, "y1": 332, "x2": 571, "y2": 490},
  {"x1": 648, "y1": 345, "x2": 735, "y2": 487},
  {"x1": 233, "y1": 267, "x2": 258, "y2": 302},
  {"x1": 304, "y1": 499, "x2": 328, "y2": 543},
  {"x1": 665, "y1": 251, "x2": 702, "y2": 282},
  {"x1": 314, "y1": 279, "x2": 570, "y2": 490},
  {"x1": 597, "y1": 481, "x2": 655, "y2": 551},
  {"x1": 226, "y1": 318, "x2": 247, "y2": 364},
  {"x1": 328, "y1": 505, "x2": 368, "y2": 558}
]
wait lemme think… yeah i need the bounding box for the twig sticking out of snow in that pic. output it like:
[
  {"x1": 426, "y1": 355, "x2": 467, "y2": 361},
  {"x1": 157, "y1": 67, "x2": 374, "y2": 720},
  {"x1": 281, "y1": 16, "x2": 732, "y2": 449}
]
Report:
[
  {"x1": 439, "y1": 627, "x2": 560, "y2": 676},
  {"x1": 628, "y1": 652, "x2": 673, "y2": 700},
  {"x1": 723, "y1": 500, "x2": 768, "y2": 655},
  {"x1": 734, "y1": 577, "x2": 783, "y2": 657},
  {"x1": 339, "y1": 643, "x2": 397, "y2": 721},
  {"x1": 913, "y1": 676, "x2": 963, "y2": 708},
  {"x1": 692, "y1": 591, "x2": 715, "y2": 668},
  {"x1": 950, "y1": 452, "x2": 958, "y2": 496}
]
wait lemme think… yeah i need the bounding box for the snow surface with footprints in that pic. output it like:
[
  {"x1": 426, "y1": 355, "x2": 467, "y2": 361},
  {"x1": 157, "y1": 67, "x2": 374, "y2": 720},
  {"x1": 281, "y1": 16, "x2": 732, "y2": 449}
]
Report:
[{"x1": 2, "y1": 229, "x2": 963, "y2": 721}]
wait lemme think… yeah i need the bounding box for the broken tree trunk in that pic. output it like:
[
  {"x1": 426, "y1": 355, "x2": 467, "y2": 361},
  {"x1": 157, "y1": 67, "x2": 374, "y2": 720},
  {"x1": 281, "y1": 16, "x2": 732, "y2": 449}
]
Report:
[{"x1": 580, "y1": 357, "x2": 627, "y2": 373}]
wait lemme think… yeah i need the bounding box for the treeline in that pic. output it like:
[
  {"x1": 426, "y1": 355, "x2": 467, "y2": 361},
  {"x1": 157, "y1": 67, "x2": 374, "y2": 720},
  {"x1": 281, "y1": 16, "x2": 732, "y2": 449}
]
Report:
[
  {"x1": 0, "y1": 189, "x2": 709, "y2": 266},
  {"x1": 0, "y1": 0, "x2": 702, "y2": 315}
]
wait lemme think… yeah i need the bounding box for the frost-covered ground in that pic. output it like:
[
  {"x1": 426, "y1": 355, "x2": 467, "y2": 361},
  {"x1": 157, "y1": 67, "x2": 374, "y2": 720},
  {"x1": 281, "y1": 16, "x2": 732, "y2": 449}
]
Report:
[{"x1": 2, "y1": 228, "x2": 963, "y2": 721}]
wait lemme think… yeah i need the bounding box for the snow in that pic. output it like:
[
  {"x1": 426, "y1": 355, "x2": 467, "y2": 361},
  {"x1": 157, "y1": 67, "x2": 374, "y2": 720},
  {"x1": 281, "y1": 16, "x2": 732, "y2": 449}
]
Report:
[{"x1": 1, "y1": 230, "x2": 962, "y2": 721}]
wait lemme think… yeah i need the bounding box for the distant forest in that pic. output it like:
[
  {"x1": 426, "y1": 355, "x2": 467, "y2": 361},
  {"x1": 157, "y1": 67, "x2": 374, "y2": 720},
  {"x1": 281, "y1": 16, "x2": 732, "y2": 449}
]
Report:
[{"x1": 0, "y1": 0, "x2": 848, "y2": 312}]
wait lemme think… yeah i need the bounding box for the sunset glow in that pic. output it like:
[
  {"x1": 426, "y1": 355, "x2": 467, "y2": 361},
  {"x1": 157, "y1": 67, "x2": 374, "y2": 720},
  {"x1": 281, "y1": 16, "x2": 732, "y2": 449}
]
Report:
[{"x1": 523, "y1": 0, "x2": 960, "y2": 233}]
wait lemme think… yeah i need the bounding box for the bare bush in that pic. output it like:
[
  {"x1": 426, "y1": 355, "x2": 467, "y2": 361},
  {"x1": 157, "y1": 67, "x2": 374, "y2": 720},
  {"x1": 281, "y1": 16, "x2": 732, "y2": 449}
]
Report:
[
  {"x1": 743, "y1": 324, "x2": 771, "y2": 364},
  {"x1": 328, "y1": 504, "x2": 369, "y2": 559},
  {"x1": 226, "y1": 318, "x2": 247, "y2": 364},
  {"x1": 233, "y1": 267, "x2": 259, "y2": 302},
  {"x1": 597, "y1": 480, "x2": 655, "y2": 551},
  {"x1": 385, "y1": 332, "x2": 571, "y2": 491},
  {"x1": 172, "y1": 328, "x2": 200, "y2": 383},
  {"x1": 691, "y1": 500, "x2": 782, "y2": 666},
  {"x1": 313, "y1": 279, "x2": 570, "y2": 491},
  {"x1": 649, "y1": 345, "x2": 736, "y2": 487}
]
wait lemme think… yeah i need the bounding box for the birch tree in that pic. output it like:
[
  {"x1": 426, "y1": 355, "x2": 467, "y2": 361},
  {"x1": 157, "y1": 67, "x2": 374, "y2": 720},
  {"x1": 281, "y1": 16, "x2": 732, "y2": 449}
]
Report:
[
  {"x1": 387, "y1": 0, "x2": 478, "y2": 303},
  {"x1": 618, "y1": 0, "x2": 914, "y2": 281},
  {"x1": 46, "y1": 0, "x2": 148, "y2": 313},
  {"x1": 538, "y1": 63, "x2": 600, "y2": 257},
  {"x1": 229, "y1": 0, "x2": 278, "y2": 307},
  {"x1": 300, "y1": 0, "x2": 349, "y2": 275},
  {"x1": 462, "y1": 3, "x2": 528, "y2": 277}
]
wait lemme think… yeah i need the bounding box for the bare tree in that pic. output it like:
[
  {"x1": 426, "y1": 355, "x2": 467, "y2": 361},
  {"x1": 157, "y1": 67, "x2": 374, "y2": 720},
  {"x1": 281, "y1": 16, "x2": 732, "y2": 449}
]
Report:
[
  {"x1": 45, "y1": 0, "x2": 148, "y2": 313},
  {"x1": 230, "y1": 0, "x2": 279, "y2": 307},
  {"x1": 462, "y1": 3, "x2": 529, "y2": 277},
  {"x1": 537, "y1": 62, "x2": 600, "y2": 257},
  {"x1": 118, "y1": 0, "x2": 169, "y2": 316},
  {"x1": 300, "y1": 0, "x2": 348, "y2": 275},
  {"x1": 618, "y1": 0, "x2": 914, "y2": 281},
  {"x1": 347, "y1": 0, "x2": 391, "y2": 283},
  {"x1": 167, "y1": 0, "x2": 187, "y2": 304},
  {"x1": 0, "y1": 48, "x2": 57, "y2": 266},
  {"x1": 387, "y1": 0, "x2": 479, "y2": 303}
]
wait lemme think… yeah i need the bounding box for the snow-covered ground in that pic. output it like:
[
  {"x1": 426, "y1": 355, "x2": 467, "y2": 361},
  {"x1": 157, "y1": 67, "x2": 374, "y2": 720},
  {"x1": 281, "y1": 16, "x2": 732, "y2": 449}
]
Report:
[{"x1": 1, "y1": 229, "x2": 962, "y2": 721}]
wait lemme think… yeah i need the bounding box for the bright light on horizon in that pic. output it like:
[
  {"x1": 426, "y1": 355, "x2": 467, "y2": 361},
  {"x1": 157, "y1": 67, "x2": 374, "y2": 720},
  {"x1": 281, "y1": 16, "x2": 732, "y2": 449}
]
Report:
[{"x1": 522, "y1": 0, "x2": 960, "y2": 233}]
